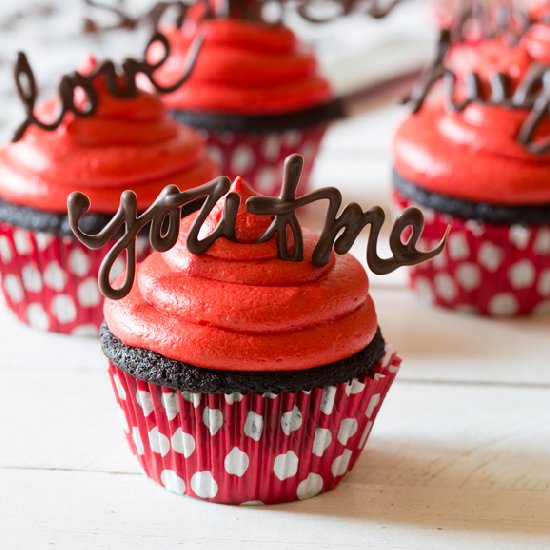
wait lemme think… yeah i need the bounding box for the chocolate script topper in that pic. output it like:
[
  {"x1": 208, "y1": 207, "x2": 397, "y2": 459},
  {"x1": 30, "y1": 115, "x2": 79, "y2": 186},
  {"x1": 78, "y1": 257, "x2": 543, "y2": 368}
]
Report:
[
  {"x1": 68, "y1": 154, "x2": 448, "y2": 300},
  {"x1": 12, "y1": 30, "x2": 202, "y2": 142},
  {"x1": 82, "y1": 0, "x2": 400, "y2": 31},
  {"x1": 407, "y1": 31, "x2": 550, "y2": 154}
]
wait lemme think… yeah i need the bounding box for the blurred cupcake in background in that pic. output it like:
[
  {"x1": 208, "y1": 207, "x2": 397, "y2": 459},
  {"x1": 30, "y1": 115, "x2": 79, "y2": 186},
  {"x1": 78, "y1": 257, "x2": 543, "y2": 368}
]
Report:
[
  {"x1": 393, "y1": 23, "x2": 550, "y2": 316},
  {"x1": 0, "y1": 47, "x2": 217, "y2": 334},
  {"x1": 150, "y1": 0, "x2": 345, "y2": 195}
]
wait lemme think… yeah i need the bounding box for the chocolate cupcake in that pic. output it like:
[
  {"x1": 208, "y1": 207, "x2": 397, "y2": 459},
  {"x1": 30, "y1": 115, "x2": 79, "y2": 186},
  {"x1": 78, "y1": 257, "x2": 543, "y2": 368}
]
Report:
[
  {"x1": 151, "y1": 0, "x2": 344, "y2": 195},
  {"x1": 0, "y1": 45, "x2": 218, "y2": 334},
  {"x1": 393, "y1": 29, "x2": 550, "y2": 316},
  {"x1": 68, "y1": 154, "x2": 445, "y2": 504}
]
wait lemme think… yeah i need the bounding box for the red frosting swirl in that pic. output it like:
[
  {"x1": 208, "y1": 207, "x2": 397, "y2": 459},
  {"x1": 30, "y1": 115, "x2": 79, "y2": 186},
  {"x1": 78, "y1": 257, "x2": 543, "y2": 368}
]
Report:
[
  {"x1": 153, "y1": 14, "x2": 333, "y2": 115},
  {"x1": 105, "y1": 178, "x2": 377, "y2": 372},
  {"x1": 0, "y1": 59, "x2": 217, "y2": 214},
  {"x1": 394, "y1": 37, "x2": 550, "y2": 205}
]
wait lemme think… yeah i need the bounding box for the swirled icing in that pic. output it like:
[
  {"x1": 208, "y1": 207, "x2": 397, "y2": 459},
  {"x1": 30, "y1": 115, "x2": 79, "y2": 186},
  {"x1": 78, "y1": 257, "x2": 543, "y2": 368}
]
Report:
[
  {"x1": 0, "y1": 59, "x2": 217, "y2": 214},
  {"x1": 104, "y1": 177, "x2": 378, "y2": 371}
]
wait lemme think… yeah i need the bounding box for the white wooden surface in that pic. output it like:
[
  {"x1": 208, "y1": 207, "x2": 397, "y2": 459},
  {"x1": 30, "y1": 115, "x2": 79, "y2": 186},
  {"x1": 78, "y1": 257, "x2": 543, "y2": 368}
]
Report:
[{"x1": 1, "y1": 104, "x2": 550, "y2": 549}]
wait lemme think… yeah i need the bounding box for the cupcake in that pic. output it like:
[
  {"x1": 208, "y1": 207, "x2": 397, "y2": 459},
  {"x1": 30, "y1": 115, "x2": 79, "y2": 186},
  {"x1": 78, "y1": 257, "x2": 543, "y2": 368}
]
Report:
[
  {"x1": 68, "y1": 154, "x2": 445, "y2": 504},
  {"x1": 151, "y1": 0, "x2": 344, "y2": 195},
  {"x1": 393, "y1": 31, "x2": 550, "y2": 316},
  {"x1": 0, "y1": 52, "x2": 217, "y2": 334}
]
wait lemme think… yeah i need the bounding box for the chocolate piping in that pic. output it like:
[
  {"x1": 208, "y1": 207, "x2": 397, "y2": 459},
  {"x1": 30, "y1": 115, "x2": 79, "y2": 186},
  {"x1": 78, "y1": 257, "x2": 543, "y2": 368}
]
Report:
[
  {"x1": 68, "y1": 153, "x2": 448, "y2": 300},
  {"x1": 12, "y1": 30, "x2": 203, "y2": 142},
  {"x1": 407, "y1": 31, "x2": 550, "y2": 154},
  {"x1": 83, "y1": 0, "x2": 401, "y2": 29}
]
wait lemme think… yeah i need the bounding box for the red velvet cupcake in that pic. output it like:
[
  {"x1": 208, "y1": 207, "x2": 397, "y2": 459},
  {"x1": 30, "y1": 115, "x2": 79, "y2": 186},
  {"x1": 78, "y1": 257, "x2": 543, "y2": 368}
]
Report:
[
  {"x1": 393, "y1": 30, "x2": 550, "y2": 316},
  {"x1": 0, "y1": 55, "x2": 217, "y2": 334},
  {"x1": 152, "y1": 1, "x2": 343, "y2": 195},
  {"x1": 68, "y1": 155, "x2": 445, "y2": 504}
]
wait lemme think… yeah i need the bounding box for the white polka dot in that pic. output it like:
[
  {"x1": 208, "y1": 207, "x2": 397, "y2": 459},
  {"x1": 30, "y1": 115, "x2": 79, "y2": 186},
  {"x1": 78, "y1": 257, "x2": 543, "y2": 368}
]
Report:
[
  {"x1": 191, "y1": 471, "x2": 218, "y2": 499},
  {"x1": 202, "y1": 407, "x2": 223, "y2": 435},
  {"x1": 117, "y1": 406, "x2": 129, "y2": 433},
  {"x1": 509, "y1": 225, "x2": 531, "y2": 249},
  {"x1": 255, "y1": 167, "x2": 276, "y2": 193},
  {"x1": 538, "y1": 270, "x2": 550, "y2": 296},
  {"x1": 35, "y1": 233, "x2": 54, "y2": 251},
  {"x1": 488, "y1": 293, "x2": 519, "y2": 316},
  {"x1": 345, "y1": 379, "x2": 365, "y2": 395},
  {"x1": 534, "y1": 300, "x2": 550, "y2": 315},
  {"x1": 13, "y1": 230, "x2": 32, "y2": 254},
  {"x1": 181, "y1": 391, "x2": 201, "y2": 407},
  {"x1": 148, "y1": 427, "x2": 170, "y2": 457},
  {"x1": 218, "y1": 131, "x2": 235, "y2": 144},
  {"x1": 320, "y1": 386, "x2": 337, "y2": 415},
  {"x1": 160, "y1": 470, "x2": 185, "y2": 494},
  {"x1": 224, "y1": 392, "x2": 243, "y2": 405},
  {"x1": 71, "y1": 324, "x2": 98, "y2": 336},
  {"x1": 534, "y1": 229, "x2": 550, "y2": 255},
  {"x1": 465, "y1": 219, "x2": 484, "y2": 236},
  {"x1": 113, "y1": 373, "x2": 126, "y2": 400},
  {"x1": 132, "y1": 427, "x2": 144, "y2": 455},
  {"x1": 414, "y1": 276, "x2": 433, "y2": 304},
  {"x1": 358, "y1": 420, "x2": 374, "y2": 449},
  {"x1": 297, "y1": 473, "x2": 324, "y2": 500},
  {"x1": 68, "y1": 248, "x2": 91, "y2": 276},
  {"x1": 337, "y1": 418, "x2": 358, "y2": 446},
  {"x1": 262, "y1": 135, "x2": 281, "y2": 160},
  {"x1": 224, "y1": 447, "x2": 250, "y2": 477},
  {"x1": 331, "y1": 449, "x2": 353, "y2": 477},
  {"x1": 312, "y1": 428, "x2": 332, "y2": 457},
  {"x1": 171, "y1": 428, "x2": 196, "y2": 457},
  {"x1": 478, "y1": 242, "x2": 503, "y2": 272},
  {"x1": 301, "y1": 141, "x2": 316, "y2": 161},
  {"x1": 44, "y1": 262, "x2": 67, "y2": 291},
  {"x1": 161, "y1": 392, "x2": 179, "y2": 420},
  {"x1": 508, "y1": 260, "x2": 536, "y2": 290},
  {"x1": 448, "y1": 232, "x2": 470, "y2": 260},
  {"x1": 244, "y1": 411, "x2": 263, "y2": 442},
  {"x1": 231, "y1": 144, "x2": 254, "y2": 174},
  {"x1": 283, "y1": 129, "x2": 301, "y2": 148},
  {"x1": 273, "y1": 451, "x2": 299, "y2": 481},
  {"x1": 207, "y1": 145, "x2": 225, "y2": 169},
  {"x1": 456, "y1": 263, "x2": 481, "y2": 291},
  {"x1": 21, "y1": 264, "x2": 42, "y2": 292},
  {"x1": 3, "y1": 275, "x2": 23, "y2": 303},
  {"x1": 365, "y1": 393, "x2": 381, "y2": 418},
  {"x1": 0, "y1": 236, "x2": 12, "y2": 262},
  {"x1": 136, "y1": 390, "x2": 154, "y2": 416},
  {"x1": 262, "y1": 391, "x2": 277, "y2": 399},
  {"x1": 432, "y1": 248, "x2": 447, "y2": 269},
  {"x1": 77, "y1": 278, "x2": 101, "y2": 307},
  {"x1": 26, "y1": 303, "x2": 49, "y2": 330},
  {"x1": 281, "y1": 406, "x2": 303, "y2": 435},
  {"x1": 434, "y1": 273, "x2": 457, "y2": 301},
  {"x1": 240, "y1": 500, "x2": 264, "y2": 506}
]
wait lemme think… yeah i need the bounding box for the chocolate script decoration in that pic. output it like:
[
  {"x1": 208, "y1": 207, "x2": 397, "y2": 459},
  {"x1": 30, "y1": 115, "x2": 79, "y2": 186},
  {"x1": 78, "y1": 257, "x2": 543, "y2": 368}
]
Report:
[
  {"x1": 68, "y1": 154, "x2": 448, "y2": 300},
  {"x1": 406, "y1": 31, "x2": 550, "y2": 155},
  {"x1": 82, "y1": 0, "x2": 188, "y2": 33},
  {"x1": 12, "y1": 30, "x2": 202, "y2": 142},
  {"x1": 82, "y1": 0, "x2": 400, "y2": 30}
]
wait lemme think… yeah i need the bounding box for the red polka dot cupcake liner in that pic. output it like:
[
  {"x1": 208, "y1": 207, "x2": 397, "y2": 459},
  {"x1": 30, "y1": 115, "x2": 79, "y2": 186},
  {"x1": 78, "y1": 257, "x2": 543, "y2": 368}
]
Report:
[
  {"x1": 199, "y1": 125, "x2": 327, "y2": 195},
  {"x1": 107, "y1": 346, "x2": 400, "y2": 505},
  {"x1": 394, "y1": 193, "x2": 550, "y2": 316},
  {"x1": 0, "y1": 221, "x2": 150, "y2": 334}
]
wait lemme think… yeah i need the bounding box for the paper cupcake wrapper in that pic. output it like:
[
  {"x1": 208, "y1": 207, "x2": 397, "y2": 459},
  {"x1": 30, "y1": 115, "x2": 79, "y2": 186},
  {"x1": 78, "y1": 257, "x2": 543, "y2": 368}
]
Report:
[
  {"x1": 107, "y1": 345, "x2": 401, "y2": 505},
  {"x1": 394, "y1": 192, "x2": 550, "y2": 316},
  {"x1": 0, "y1": 222, "x2": 151, "y2": 334},
  {"x1": 196, "y1": 125, "x2": 327, "y2": 195}
]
